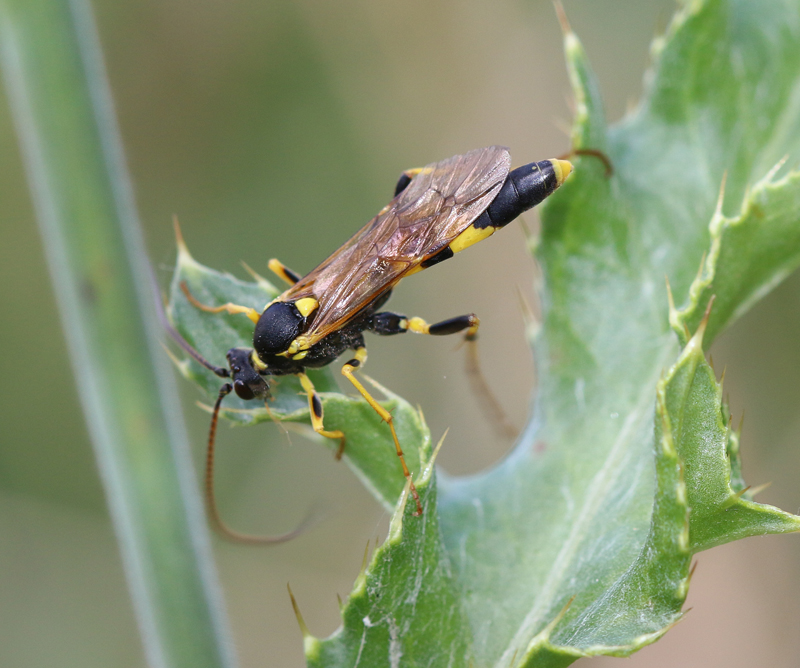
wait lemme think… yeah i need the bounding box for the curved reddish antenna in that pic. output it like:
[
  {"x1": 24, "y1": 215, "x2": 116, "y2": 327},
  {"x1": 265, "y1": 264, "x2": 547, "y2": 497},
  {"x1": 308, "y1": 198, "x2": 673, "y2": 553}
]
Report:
[{"x1": 205, "y1": 384, "x2": 311, "y2": 544}]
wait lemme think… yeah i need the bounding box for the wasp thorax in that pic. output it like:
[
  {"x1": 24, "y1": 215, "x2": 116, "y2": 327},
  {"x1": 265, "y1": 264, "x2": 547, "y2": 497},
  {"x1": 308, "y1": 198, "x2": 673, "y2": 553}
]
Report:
[
  {"x1": 253, "y1": 301, "x2": 304, "y2": 356},
  {"x1": 226, "y1": 348, "x2": 270, "y2": 400}
]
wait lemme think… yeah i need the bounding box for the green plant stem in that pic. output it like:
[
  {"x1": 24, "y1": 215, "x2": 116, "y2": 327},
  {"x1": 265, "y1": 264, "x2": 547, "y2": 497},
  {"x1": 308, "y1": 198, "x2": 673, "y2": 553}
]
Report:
[{"x1": 0, "y1": 1, "x2": 236, "y2": 666}]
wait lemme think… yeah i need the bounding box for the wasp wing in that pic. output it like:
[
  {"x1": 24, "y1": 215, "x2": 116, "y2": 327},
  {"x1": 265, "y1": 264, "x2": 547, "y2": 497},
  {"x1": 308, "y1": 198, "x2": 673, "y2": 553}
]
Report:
[{"x1": 284, "y1": 146, "x2": 511, "y2": 347}]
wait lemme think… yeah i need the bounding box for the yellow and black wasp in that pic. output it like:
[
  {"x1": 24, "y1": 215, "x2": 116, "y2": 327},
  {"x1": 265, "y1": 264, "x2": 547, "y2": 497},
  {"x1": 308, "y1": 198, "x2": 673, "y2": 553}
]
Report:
[{"x1": 169, "y1": 146, "x2": 572, "y2": 536}]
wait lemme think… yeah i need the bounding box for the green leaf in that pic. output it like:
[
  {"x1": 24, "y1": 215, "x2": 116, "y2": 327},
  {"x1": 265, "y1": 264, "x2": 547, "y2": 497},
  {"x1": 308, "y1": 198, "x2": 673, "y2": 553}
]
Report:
[
  {"x1": 306, "y1": 439, "x2": 473, "y2": 668},
  {"x1": 167, "y1": 0, "x2": 800, "y2": 664},
  {"x1": 168, "y1": 233, "x2": 430, "y2": 510}
]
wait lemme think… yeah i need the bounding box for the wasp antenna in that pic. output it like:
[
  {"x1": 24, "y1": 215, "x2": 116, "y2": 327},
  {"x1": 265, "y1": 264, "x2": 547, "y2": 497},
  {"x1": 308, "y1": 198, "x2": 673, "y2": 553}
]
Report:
[
  {"x1": 146, "y1": 240, "x2": 230, "y2": 379},
  {"x1": 205, "y1": 384, "x2": 309, "y2": 544},
  {"x1": 165, "y1": 316, "x2": 229, "y2": 378}
]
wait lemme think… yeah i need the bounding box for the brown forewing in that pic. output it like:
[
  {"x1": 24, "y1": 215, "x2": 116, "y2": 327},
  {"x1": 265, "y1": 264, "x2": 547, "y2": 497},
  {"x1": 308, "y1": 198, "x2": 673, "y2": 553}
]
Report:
[{"x1": 282, "y1": 146, "x2": 511, "y2": 347}]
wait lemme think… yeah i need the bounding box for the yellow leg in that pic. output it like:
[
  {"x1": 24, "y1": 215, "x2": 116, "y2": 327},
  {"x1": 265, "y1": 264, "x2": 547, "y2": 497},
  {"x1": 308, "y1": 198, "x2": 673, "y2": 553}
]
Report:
[
  {"x1": 341, "y1": 348, "x2": 422, "y2": 515},
  {"x1": 298, "y1": 373, "x2": 345, "y2": 459},
  {"x1": 268, "y1": 258, "x2": 301, "y2": 286},
  {"x1": 180, "y1": 281, "x2": 260, "y2": 324}
]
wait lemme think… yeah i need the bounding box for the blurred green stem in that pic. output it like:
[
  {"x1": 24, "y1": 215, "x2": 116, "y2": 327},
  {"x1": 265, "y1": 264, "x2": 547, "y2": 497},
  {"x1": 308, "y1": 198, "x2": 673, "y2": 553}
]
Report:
[{"x1": 0, "y1": 1, "x2": 236, "y2": 667}]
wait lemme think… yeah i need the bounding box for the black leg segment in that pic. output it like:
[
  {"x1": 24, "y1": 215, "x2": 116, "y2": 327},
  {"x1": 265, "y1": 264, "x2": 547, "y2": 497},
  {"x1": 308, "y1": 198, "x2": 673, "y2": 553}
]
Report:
[
  {"x1": 428, "y1": 314, "x2": 479, "y2": 337},
  {"x1": 371, "y1": 311, "x2": 408, "y2": 335}
]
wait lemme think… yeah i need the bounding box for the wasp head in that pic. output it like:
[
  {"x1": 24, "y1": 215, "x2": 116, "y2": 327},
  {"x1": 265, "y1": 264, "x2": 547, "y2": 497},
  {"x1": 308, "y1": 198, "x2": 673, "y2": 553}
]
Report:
[{"x1": 226, "y1": 348, "x2": 270, "y2": 401}]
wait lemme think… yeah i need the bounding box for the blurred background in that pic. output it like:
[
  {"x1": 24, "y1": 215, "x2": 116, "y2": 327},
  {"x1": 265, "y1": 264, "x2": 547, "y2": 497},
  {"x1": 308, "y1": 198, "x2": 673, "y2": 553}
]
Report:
[{"x1": 1, "y1": 1, "x2": 799, "y2": 666}]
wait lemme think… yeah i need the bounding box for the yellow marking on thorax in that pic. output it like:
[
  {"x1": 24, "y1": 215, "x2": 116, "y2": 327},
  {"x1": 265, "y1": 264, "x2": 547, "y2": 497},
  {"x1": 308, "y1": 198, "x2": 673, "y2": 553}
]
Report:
[
  {"x1": 251, "y1": 352, "x2": 267, "y2": 372},
  {"x1": 292, "y1": 350, "x2": 308, "y2": 361},
  {"x1": 294, "y1": 297, "x2": 319, "y2": 318},
  {"x1": 283, "y1": 335, "x2": 311, "y2": 357},
  {"x1": 450, "y1": 224, "x2": 494, "y2": 254}
]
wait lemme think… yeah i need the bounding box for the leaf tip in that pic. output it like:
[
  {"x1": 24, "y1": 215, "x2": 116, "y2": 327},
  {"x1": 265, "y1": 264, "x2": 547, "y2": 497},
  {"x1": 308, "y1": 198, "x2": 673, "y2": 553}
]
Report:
[
  {"x1": 748, "y1": 481, "x2": 771, "y2": 498},
  {"x1": 241, "y1": 260, "x2": 277, "y2": 294},
  {"x1": 720, "y1": 485, "x2": 753, "y2": 510},
  {"x1": 172, "y1": 214, "x2": 192, "y2": 261},
  {"x1": 553, "y1": 0, "x2": 573, "y2": 39},
  {"x1": 420, "y1": 428, "x2": 449, "y2": 482},
  {"x1": 388, "y1": 479, "x2": 413, "y2": 542},
  {"x1": 763, "y1": 154, "x2": 790, "y2": 184},
  {"x1": 173, "y1": 215, "x2": 204, "y2": 276},
  {"x1": 287, "y1": 583, "x2": 313, "y2": 640},
  {"x1": 351, "y1": 541, "x2": 372, "y2": 595},
  {"x1": 714, "y1": 171, "x2": 728, "y2": 219},
  {"x1": 687, "y1": 294, "x2": 715, "y2": 353}
]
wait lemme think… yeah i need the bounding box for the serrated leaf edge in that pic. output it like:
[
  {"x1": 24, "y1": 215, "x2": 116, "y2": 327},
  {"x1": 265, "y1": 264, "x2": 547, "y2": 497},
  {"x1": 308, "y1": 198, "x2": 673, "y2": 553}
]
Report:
[{"x1": 671, "y1": 165, "x2": 800, "y2": 345}]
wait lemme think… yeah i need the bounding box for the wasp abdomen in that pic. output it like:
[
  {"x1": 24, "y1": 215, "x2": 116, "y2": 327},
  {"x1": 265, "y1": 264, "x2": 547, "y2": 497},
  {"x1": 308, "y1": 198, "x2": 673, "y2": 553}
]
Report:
[{"x1": 474, "y1": 159, "x2": 572, "y2": 230}]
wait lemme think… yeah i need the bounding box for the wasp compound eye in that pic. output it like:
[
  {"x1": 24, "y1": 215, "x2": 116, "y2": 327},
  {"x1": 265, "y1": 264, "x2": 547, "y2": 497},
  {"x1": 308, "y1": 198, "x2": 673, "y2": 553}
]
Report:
[
  {"x1": 226, "y1": 347, "x2": 270, "y2": 400},
  {"x1": 233, "y1": 379, "x2": 255, "y2": 400},
  {"x1": 254, "y1": 301, "x2": 304, "y2": 356}
]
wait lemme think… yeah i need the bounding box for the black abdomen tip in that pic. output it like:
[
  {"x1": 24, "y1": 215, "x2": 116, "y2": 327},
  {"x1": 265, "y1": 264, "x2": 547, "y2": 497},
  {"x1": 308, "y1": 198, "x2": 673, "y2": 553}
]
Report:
[{"x1": 474, "y1": 159, "x2": 571, "y2": 229}]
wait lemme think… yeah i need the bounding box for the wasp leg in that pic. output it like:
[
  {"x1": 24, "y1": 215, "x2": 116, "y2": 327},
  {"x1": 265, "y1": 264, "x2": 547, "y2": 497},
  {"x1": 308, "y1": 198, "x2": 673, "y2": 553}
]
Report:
[
  {"x1": 341, "y1": 348, "x2": 422, "y2": 516},
  {"x1": 268, "y1": 259, "x2": 301, "y2": 286},
  {"x1": 180, "y1": 281, "x2": 260, "y2": 324},
  {"x1": 297, "y1": 373, "x2": 346, "y2": 459},
  {"x1": 373, "y1": 312, "x2": 516, "y2": 439},
  {"x1": 372, "y1": 311, "x2": 479, "y2": 338}
]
